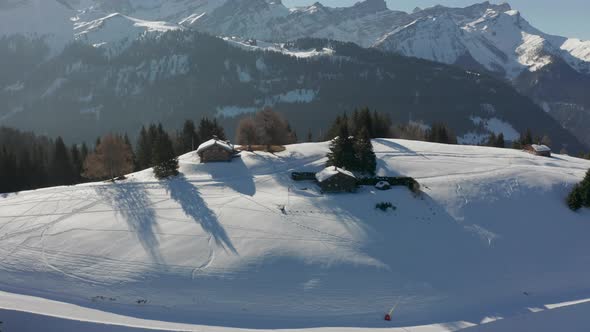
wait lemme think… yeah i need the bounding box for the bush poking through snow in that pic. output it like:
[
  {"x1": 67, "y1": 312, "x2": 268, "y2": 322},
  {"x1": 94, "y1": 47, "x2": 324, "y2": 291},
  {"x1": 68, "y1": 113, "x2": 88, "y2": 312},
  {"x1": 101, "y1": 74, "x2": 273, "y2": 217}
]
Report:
[
  {"x1": 568, "y1": 170, "x2": 590, "y2": 211},
  {"x1": 153, "y1": 158, "x2": 179, "y2": 179},
  {"x1": 567, "y1": 185, "x2": 584, "y2": 211},
  {"x1": 376, "y1": 202, "x2": 396, "y2": 212}
]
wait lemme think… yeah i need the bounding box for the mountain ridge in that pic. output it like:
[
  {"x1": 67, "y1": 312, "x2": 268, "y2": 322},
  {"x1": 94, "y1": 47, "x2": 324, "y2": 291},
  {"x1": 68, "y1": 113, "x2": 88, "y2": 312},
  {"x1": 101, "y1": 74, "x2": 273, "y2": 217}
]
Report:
[{"x1": 0, "y1": 0, "x2": 589, "y2": 148}]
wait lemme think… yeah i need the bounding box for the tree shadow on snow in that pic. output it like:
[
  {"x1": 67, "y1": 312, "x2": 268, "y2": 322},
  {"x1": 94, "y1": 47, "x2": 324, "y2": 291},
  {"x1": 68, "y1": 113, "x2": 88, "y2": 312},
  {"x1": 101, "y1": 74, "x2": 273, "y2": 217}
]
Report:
[
  {"x1": 300, "y1": 186, "x2": 589, "y2": 329},
  {"x1": 164, "y1": 174, "x2": 237, "y2": 254},
  {"x1": 192, "y1": 156, "x2": 256, "y2": 197},
  {"x1": 95, "y1": 183, "x2": 164, "y2": 265},
  {"x1": 373, "y1": 138, "x2": 425, "y2": 157}
]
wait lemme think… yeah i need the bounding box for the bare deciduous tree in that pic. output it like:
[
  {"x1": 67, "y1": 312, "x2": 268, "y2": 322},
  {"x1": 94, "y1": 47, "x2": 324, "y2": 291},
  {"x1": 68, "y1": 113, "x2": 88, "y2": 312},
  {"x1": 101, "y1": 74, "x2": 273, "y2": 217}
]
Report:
[
  {"x1": 83, "y1": 134, "x2": 134, "y2": 180},
  {"x1": 236, "y1": 117, "x2": 258, "y2": 151},
  {"x1": 254, "y1": 108, "x2": 296, "y2": 150}
]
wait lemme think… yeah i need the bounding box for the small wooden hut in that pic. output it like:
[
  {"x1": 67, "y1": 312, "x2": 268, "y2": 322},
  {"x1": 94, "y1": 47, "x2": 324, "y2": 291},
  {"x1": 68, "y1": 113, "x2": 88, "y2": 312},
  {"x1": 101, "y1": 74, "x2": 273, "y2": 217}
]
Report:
[
  {"x1": 197, "y1": 137, "x2": 235, "y2": 163},
  {"x1": 524, "y1": 144, "x2": 551, "y2": 157},
  {"x1": 315, "y1": 167, "x2": 357, "y2": 193}
]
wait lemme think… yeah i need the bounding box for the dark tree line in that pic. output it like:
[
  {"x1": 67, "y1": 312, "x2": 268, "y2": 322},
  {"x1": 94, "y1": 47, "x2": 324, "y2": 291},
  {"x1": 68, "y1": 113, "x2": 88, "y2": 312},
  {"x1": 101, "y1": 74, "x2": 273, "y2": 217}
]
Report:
[
  {"x1": 135, "y1": 118, "x2": 225, "y2": 171},
  {"x1": 425, "y1": 123, "x2": 458, "y2": 145},
  {"x1": 325, "y1": 108, "x2": 392, "y2": 141},
  {"x1": 326, "y1": 109, "x2": 458, "y2": 145},
  {"x1": 0, "y1": 127, "x2": 89, "y2": 194},
  {"x1": 323, "y1": 109, "x2": 460, "y2": 175},
  {"x1": 3, "y1": 105, "x2": 584, "y2": 194},
  {"x1": 486, "y1": 133, "x2": 505, "y2": 148},
  {"x1": 0, "y1": 116, "x2": 227, "y2": 193}
]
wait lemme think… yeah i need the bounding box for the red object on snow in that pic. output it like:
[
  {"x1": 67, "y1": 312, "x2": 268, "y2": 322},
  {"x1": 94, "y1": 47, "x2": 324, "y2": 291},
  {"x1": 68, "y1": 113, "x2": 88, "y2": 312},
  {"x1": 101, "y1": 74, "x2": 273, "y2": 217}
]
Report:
[{"x1": 384, "y1": 314, "x2": 391, "y2": 321}]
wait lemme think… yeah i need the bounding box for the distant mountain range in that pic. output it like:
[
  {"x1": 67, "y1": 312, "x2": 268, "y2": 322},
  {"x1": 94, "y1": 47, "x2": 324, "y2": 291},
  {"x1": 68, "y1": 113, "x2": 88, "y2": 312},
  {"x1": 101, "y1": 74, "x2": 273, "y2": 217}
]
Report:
[{"x1": 1, "y1": 0, "x2": 589, "y2": 150}]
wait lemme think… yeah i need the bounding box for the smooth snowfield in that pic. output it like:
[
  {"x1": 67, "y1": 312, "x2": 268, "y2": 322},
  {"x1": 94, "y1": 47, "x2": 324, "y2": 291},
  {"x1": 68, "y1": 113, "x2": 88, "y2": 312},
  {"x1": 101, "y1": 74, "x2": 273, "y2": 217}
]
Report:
[{"x1": 0, "y1": 140, "x2": 589, "y2": 331}]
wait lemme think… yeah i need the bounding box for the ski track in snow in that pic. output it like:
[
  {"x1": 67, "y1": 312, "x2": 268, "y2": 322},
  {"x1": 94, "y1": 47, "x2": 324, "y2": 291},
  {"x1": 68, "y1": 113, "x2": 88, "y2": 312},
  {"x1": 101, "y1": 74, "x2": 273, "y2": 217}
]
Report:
[{"x1": 0, "y1": 140, "x2": 589, "y2": 331}]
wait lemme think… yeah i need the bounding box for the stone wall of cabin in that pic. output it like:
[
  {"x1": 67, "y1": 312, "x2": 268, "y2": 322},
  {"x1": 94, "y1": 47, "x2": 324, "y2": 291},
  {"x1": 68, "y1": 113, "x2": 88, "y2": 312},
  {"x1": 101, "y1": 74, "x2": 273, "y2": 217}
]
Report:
[
  {"x1": 200, "y1": 146, "x2": 233, "y2": 163},
  {"x1": 319, "y1": 174, "x2": 357, "y2": 192}
]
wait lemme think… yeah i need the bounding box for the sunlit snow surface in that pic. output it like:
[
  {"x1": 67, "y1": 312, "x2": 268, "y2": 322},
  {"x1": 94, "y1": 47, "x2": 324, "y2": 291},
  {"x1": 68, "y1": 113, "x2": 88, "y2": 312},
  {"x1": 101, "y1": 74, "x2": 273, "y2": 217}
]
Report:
[{"x1": 0, "y1": 140, "x2": 589, "y2": 331}]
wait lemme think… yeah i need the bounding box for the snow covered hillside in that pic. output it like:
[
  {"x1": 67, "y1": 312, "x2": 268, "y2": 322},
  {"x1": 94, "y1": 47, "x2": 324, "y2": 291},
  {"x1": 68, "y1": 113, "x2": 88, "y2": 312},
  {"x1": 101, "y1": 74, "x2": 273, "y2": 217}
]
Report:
[{"x1": 0, "y1": 140, "x2": 589, "y2": 331}]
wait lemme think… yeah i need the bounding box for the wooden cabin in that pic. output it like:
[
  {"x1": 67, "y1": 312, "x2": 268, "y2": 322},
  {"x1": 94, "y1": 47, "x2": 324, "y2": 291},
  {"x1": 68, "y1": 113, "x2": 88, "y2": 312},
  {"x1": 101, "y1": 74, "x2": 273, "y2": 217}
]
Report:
[
  {"x1": 524, "y1": 144, "x2": 551, "y2": 157},
  {"x1": 315, "y1": 167, "x2": 357, "y2": 193},
  {"x1": 197, "y1": 138, "x2": 235, "y2": 163}
]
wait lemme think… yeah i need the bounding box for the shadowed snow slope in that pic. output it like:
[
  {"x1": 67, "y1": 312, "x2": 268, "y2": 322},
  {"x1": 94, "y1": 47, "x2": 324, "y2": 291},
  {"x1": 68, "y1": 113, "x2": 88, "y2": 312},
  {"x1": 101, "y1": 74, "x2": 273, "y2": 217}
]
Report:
[{"x1": 0, "y1": 140, "x2": 589, "y2": 331}]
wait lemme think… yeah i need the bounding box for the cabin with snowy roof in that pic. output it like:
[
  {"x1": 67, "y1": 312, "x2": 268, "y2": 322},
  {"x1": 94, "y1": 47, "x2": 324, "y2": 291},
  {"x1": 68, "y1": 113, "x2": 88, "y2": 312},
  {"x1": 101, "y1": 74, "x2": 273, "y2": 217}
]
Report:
[
  {"x1": 196, "y1": 137, "x2": 235, "y2": 163},
  {"x1": 524, "y1": 144, "x2": 551, "y2": 157},
  {"x1": 316, "y1": 167, "x2": 357, "y2": 193}
]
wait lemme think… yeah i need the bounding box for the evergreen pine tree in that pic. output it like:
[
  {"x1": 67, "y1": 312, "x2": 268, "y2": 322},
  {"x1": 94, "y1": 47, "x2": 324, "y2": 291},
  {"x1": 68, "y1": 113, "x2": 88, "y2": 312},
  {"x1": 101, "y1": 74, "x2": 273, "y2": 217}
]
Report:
[
  {"x1": 17, "y1": 148, "x2": 33, "y2": 190},
  {"x1": 180, "y1": 120, "x2": 199, "y2": 153},
  {"x1": 372, "y1": 110, "x2": 392, "y2": 138},
  {"x1": 496, "y1": 133, "x2": 505, "y2": 148},
  {"x1": 31, "y1": 145, "x2": 48, "y2": 188},
  {"x1": 567, "y1": 170, "x2": 590, "y2": 211},
  {"x1": 0, "y1": 147, "x2": 17, "y2": 193},
  {"x1": 151, "y1": 127, "x2": 178, "y2": 179},
  {"x1": 80, "y1": 143, "x2": 89, "y2": 167},
  {"x1": 326, "y1": 116, "x2": 355, "y2": 169},
  {"x1": 211, "y1": 118, "x2": 226, "y2": 140},
  {"x1": 522, "y1": 129, "x2": 534, "y2": 146},
  {"x1": 567, "y1": 185, "x2": 583, "y2": 211},
  {"x1": 325, "y1": 115, "x2": 345, "y2": 140},
  {"x1": 354, "y1": 128, "x2": 377, "y2": 175},
  {"x1": 49, "y1": 137, "x2": 73, "y2": 186},
  {"x1": 427, "y1": 123, "x2": 457, "y2": 144},
  {"x1": 136, "y1": 126, "x2": 152, "y2": 170},
  {"x1": 581, "y1": 170, "x2": 590, "y2": 207},
  {"x1": 70, "y1": 144, "x2": 83, "y2": 183},
  {"x1": 199, "y1": 118, "x2": 226, "y2": 141},
  {"x1": 487, "y1": 133, "x2": 497, "y2": 147},
  {"x1": 286, "y1": 123, "x2": 297, "y2": 144},
  {"x1": 123, "y1": 133, "x2": 136, "y2": 170},
  {"x1": 356, "y1": 108, "x2": 373, "y2": 138}
]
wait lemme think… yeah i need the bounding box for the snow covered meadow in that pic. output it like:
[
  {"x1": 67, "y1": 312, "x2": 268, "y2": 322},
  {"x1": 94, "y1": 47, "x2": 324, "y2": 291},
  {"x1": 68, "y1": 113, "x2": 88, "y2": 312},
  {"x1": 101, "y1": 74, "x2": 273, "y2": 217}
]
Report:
[{"x1": 0, "y1": 139, "x2": 589, "y2": 331}]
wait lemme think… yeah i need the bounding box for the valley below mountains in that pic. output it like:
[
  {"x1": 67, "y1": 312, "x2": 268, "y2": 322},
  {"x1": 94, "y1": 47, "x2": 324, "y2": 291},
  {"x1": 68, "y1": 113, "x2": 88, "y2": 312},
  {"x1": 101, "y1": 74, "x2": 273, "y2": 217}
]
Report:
[{"x1": 0, "y1": 0, "x2": 589, "y2": 151}]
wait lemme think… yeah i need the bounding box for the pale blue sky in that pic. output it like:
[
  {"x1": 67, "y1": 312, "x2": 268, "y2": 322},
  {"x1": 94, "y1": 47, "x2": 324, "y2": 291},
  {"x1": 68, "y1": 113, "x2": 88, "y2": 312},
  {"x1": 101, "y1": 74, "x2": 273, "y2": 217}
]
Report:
[{"x1": 283, "y1": 0, "x2": 590, "y2": 40}]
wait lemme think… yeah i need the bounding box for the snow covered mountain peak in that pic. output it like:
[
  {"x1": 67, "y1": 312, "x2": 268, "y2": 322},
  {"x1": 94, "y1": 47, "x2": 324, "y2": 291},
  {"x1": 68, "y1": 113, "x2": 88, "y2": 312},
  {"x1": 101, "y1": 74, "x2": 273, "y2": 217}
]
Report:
[
  {"x1": 67, "y1": 0, "x2": 230, "y2": 23},
  {"x1": 74, "y1": 12, "x2": 182, "y2": 54},
  {"x1": 371, "y1": 1, "x2": 589, "y2": 79}
]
